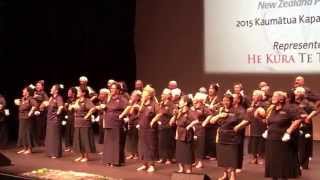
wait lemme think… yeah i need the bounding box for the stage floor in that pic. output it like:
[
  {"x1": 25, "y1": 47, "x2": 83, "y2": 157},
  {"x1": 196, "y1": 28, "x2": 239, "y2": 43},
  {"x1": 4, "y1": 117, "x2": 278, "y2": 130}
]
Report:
[{"x1": 1, "y1": 141, "x2": 320, "y2": 180}]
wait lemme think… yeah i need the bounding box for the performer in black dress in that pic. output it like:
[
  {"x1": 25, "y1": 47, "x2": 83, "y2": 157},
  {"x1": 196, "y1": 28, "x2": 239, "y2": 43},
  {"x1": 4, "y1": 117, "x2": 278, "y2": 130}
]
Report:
[
  {"x1": 64, "y1": 87, "x2": 77, "y2": 152},
  {"x1": 170, "y1": 95, "x2": 199, "y2": 173},
  {"x1": 95, "y1": 88, "x2": 109, "y2": 146},
  {"x1": 247, "y1": 90, "x2": 268, "y2": 165},
  {"x1": 0, "y1": 94, "x2": 9, "y2": 148},
  {"x1": 70, "y1": 87, "x2": 96, "y2": 162},
  {"x1": 192, "y1": 92, "x2": 211, "y2": 169},
  {"x1": 232, "y1": 93, "x2": 250, "y2": 173},
  {"x1": 202, "y1": 94, "x2": 249, "y2": 180},
  {"x1": 41, "y1": 84, "x2": 64, "y2": 158},
  {"x1": 204, "y1": 83, "x2": 220, "y2": 160},
  {"x1": 102, "y1": 83, "x2": 128, "y2": 166},
  {"x1": 15, "y1": 86, "x2": 37, "y2": 155},
  {"x1": 33, "y1": 80, "x2": 49, "y2": 145},
  {"x1": 150, "y1": 88, "x2": 175, "y2": 165},
  {"x1": 119, "y1": 90, "x2": 142, "y2": 160},
  {"x1": 293, "y1": 87, "x2": 319, "y2": 169},
  {"x1": 264, "y1": 91, "x2": 302, "y2": 180},
  {"x1": 136, "y1": 85, "x2": 159, "y2": 173}
]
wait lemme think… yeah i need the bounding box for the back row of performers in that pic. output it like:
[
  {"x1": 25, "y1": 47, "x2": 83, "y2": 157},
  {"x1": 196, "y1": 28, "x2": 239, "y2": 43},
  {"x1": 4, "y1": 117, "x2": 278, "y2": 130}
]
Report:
[{"x1": 1, "y1": 75, "x2": 319, "y2": 180}]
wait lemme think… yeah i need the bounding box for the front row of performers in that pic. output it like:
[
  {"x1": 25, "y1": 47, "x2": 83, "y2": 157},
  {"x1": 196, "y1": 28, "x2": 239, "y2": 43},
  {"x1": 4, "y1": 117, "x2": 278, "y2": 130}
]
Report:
[{"x1": 0, "y1": 75, "x2": 319, "y2": 180}]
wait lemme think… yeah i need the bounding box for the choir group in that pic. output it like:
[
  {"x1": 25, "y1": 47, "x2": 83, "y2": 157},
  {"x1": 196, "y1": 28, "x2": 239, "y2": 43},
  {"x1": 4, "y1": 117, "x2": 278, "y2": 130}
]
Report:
[{"x1": 0, "y1": 75, "x2": 319, "y2": 180}]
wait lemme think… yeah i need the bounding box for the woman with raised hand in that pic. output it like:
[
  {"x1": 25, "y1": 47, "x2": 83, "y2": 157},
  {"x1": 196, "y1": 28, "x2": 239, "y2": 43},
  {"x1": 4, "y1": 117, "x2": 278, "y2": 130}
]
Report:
[
  {"x1": 70, "y1": 87, "x2": 96, "y2": 162},
  {"x1": 15, "y1": 86, "x2": 37, "y2": 155},
  {"x1": 41, "y1": 84, "x2": 64, "y2": 158}
]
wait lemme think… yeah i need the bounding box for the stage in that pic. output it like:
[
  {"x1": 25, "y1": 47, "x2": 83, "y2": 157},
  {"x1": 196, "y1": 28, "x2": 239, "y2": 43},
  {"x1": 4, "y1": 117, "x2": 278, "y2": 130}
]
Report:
[{"x1": 1, "y1": 140, "x2": 319, "y2": 180}]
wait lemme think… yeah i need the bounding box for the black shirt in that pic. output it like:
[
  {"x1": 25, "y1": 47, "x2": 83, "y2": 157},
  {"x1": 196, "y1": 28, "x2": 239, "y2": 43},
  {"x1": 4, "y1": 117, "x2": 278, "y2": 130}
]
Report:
[
  {"x1": 34, "y1": 91, "x2": 49, "y2": 108},
  {"x1": 193, "y1": 106, "x2": 212, "y2": 136},
  {"x1": 175, "y1": 110, "x2": 197, "y2": 142},
  {"x1": 248, "y1": 101, "x2": 268, "y2": 136},
  {"x1": 157, "y1": 101, "x2": 175, "y2": 129},
  {"x1": 19, "y1": 96, "x2": 37, "y2": 120},
  {"x1": 138, "y1": 101, "x2": 159, "y2": 130},
  {"x1": 74, "y1": 98, "x2": 95, "y2": 128},
  {"x1": 47, "y1": 95, "x2": 64, "y2": 125},
  {"x1": 65, "y1": 98, "x2": 76, "y2": 122},
  {"x1": 217, "y1": 107, "x2": 246, "y2": 144},
  {"x1": 104, "y1": 95, "x2": 128, "y2": 128},
  {"x1": 267, "y1": 104, "x2": 301, "y2": 140}
]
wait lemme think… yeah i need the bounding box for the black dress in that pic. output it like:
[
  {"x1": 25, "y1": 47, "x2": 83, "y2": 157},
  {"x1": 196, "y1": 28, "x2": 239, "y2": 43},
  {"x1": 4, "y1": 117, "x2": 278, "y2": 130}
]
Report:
[
  {"x1": 157, "y1": 101, "x2": 175, "y2": 160},
  {"x1": 126, "y1": 105, "x2": 139, "y2": 155},
  {"x1": 175, "y1": 111, "x2": 197, "y2": 165},
  {"x1": 216, "y1": 107, "x2": 245, "y2": 169},
  {"x1": 17, "y1": 97, "x2": 38, "y2": 148},
  {"x1": 103, "y1": 95, "x2": 128, "y2": 165},
  {"x1": 193, "y1": 107, "x2": 211, "y2": 160},
  {"x1": 45, "y1": 95, "x2": 63, "y2": 157},
  {"x1": 296, "y1": 99, "x2": 314, "y2": 169},
  {"x1": 33, "y1": 91, "x2": 49, "y2": 145},
  {"x1": 248, "y1": 102, "x2": 267, "y2": 155},
  {"x1": 265, "y1": 104, "x2": 301, "y2": 179},
  {"x1": 233, "y1": 106, "x2": 247, "y2": 169},
  {"x1": 0, "y1": 95, "x2": 8, "y2": 148},
  {"x1": 205, "y1": 124, "x2": 218, "y2": 158},
  {"x1": 97, "y1": 100, "x2": 106, "y2": 144},
  {"x1": 64, "y1": 98, "x2": 76, "y2": 149},
  {"x1": 205, "y1": 96, "x2": 219, "y2": 158},
  {"x1": 73, "y1": 98, "x2": 96, "y2": 153},
  {"x1": 138, "y1": 101, "x2": 159, "y2": 162}
]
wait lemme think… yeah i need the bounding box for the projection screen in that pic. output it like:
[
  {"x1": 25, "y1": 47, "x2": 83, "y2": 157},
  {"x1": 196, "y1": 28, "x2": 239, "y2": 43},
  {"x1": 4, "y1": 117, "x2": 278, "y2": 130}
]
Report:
[{"x1": 205, "y1": 0, "x2": 320, "y2": 73}]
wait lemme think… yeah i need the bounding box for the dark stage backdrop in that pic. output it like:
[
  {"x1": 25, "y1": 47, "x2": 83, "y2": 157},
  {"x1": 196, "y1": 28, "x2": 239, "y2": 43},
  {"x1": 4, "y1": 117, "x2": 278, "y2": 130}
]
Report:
[
  {"x1": 0, "y1": 0, "x2": 136, "y2": 140},
  {"x1": 135, "y1": 0, "x2": 320, "y2": 139}
]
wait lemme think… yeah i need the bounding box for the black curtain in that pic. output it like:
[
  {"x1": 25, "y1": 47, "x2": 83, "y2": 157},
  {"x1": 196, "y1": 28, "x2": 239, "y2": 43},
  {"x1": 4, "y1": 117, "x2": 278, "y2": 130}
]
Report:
[{"x1": 0, "y1": 0, "x2": 136, "y2": 140}]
